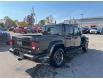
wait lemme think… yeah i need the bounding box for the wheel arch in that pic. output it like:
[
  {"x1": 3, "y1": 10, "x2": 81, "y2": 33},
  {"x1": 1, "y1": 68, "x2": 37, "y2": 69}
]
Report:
[
  {"x1": 81, "y1": 36, "x2": 89, "y2": 46},
  {"x1": 48, "y1": 40, "x2": 65, "y2": 56}
]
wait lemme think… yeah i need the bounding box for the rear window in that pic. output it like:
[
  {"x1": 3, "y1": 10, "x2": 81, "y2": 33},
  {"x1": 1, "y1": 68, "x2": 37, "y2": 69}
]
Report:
[
  {"x1": 42, "y1": 25, "x2": 62, "y2": 35},
  {"x1": 65, "y1": 25, "x2": 74, "y2": 35}
]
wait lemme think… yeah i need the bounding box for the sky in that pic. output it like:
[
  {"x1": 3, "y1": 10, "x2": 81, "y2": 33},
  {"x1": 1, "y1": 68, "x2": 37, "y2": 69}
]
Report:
[{"x1": 0, "y1": 1, "x2": 103, "y2": 23}]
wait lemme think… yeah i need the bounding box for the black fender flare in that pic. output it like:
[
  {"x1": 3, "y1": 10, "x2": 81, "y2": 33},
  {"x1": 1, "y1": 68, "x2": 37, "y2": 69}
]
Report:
[{"x1": 48, "y1": 40, "x2": 64, "y2": 56}]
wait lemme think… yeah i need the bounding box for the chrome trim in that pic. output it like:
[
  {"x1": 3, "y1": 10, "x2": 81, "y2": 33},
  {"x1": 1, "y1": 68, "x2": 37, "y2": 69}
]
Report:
[
  {"x1": 24, "y1": 54, "x2": 34, "y2": 58},
  {"x1": 9, "y1": 48, "x2": 14, "y2": 52}
]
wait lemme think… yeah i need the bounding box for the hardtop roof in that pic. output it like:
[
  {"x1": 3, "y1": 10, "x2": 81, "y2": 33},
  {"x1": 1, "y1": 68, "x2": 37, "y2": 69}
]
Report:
[{"x1": 43, "y1": 24, "x2": 79, "y2": 27}]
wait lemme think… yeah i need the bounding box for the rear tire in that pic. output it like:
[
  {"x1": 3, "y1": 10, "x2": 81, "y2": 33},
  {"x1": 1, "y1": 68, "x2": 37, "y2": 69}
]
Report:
[{"x1": 50, "y1": 47, "x2": 64, "y2": 67}]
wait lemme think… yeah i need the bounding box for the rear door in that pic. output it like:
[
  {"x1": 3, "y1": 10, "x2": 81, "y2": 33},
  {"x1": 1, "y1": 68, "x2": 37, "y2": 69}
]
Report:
[
  {"x1": 65, "y1": 25, "x2": 74, "y2": 47},
  {"x1": 73, "y1": 27, "x2": 81, "y2": 47}
]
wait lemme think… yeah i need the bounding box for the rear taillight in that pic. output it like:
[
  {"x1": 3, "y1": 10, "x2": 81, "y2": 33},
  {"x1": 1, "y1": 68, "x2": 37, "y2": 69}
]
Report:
[
  {"x1": 31, "y1": 41, "x2": 37, "y2": 50},
  {"x1": 9, "y1": 40, "x2": 15, "y2": 46}
]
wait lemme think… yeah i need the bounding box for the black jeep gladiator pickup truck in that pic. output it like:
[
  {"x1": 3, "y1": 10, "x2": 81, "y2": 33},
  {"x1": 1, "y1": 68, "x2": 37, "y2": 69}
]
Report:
[{"x1": 9, "y1": 24, "x2": 89, "y2": 67}]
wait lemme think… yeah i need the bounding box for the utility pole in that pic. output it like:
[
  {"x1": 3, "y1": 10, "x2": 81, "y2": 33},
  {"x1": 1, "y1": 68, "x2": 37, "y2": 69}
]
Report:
[
  {"x1": 70, "y1": 16, "x2": 71, "y2": 24},
  {"x1": 80, "y1": 14, "x2": 84, "y2": 27},
  {"x1": 31, "y1": 7, "x2": 36, "y2": 25},
  {"x1": 80, "y1": 14, "x2": 84, "y2": 19}
]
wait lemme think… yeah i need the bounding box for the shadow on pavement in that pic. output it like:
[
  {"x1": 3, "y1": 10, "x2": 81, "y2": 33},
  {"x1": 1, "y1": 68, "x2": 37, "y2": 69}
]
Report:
[
  {"x1": 26, "y1": 63, "x2": 58, "y2": 78},
  {"x1": 25, "y1": 48, "x2": 103, "y2": 78}
]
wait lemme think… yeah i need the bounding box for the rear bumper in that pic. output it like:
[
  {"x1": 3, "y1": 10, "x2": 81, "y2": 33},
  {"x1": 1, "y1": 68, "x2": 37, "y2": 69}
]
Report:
[
  {"x1": 9, "y1": 48, "x2": 14, "y2": 53},
  {"x1": 9, "y1": 48, "x2": 49, "y2": 63}
]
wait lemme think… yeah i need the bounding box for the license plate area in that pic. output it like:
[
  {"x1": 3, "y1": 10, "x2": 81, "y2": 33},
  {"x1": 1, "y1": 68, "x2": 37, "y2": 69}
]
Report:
[{"x1": 17, "y1": 41, "x2": 22, "y2": 46}]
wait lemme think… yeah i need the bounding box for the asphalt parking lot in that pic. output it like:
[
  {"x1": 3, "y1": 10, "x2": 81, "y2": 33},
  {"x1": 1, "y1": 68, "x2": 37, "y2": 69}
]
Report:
[{"x1": 0, "y1": 34, "x2": 103, "y2": 78}]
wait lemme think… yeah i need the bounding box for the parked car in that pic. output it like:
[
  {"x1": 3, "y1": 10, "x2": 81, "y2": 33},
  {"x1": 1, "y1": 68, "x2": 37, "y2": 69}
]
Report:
[
  {"x1": 82, "y1": 27, "x2": 90, "y2": 34},
  {"x1": 9, "y1": 24, "x2": 89, "y2": 67},
  {"x1": 33, "y1": 24, "x2": 43, "y2": 33},
  {"x1": 13, "y1": 27, "x2": 27, "y2": 33},
  {"x1": 9, "y1": 27, "x2": 15, "y2": 31},
  {"x1": 96, "y1": 28, "x2": 102, "y2": 34},
  {"x1": 23, "y1": 26, "x2": 34, "y2": 33},
  {"x1": 0, "y1": 28, "x2": 10, "y2": 45},
  {"x1": 98, "y1": 28, "x2": 103, "y2": 34},
  {"x1": 90, "y1": 28, "x2": 98, "y2": 34},
  {"x1": 26, "y1": 26, "x2": 39, "y2": 33}
]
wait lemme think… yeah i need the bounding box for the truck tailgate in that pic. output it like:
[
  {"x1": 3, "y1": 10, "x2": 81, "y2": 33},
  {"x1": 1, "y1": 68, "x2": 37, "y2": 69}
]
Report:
[{"x1": 12, "y1": 35, "x2": 32, "y2": 49}]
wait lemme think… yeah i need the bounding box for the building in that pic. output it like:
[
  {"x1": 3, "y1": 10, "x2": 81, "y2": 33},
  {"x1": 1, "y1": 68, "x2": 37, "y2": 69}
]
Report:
[
  {"x1": 64, "y1": 19, "x2": 78, "y2": 25},
  {"x1": 78, "y1": 16, "x2": 103, "y2": 28},
  {"x1": 63, "y1": 16, "x2": 103, "y2": 28}
]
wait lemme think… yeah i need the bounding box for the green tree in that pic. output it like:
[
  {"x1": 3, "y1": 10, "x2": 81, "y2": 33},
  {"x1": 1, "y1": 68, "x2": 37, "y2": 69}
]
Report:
[
  {"x1": 0, "y1": 23, "x2": 5, "y2": 28},
  {"x1": 0, "y1": 23, "x2": 7, "y2": 30},
  {"x1": 39, "y1": 20, "x2": 47, "y2": 25},
  {"x1": 46, "y1": 15, "x2": 54, "y2": 24},
  {"x1": 4, "y1": 16, "x2": 17, "y2": 28},
  {"x1": 17, "y1": 21, "x2": 28, "y2": 27},
  {"x1": 39, "y1": 15, "x2": 54, "y2": 25}
]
